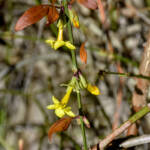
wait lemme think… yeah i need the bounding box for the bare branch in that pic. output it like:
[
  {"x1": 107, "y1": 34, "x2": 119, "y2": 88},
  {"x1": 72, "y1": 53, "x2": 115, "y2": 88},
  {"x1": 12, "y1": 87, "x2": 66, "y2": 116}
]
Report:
[
  {"x1": 120, "y1": 135, "x2": 150, "y2": 148},
  {"x1": 90, "y1": 105, "x2": 150, "y2": 150}
]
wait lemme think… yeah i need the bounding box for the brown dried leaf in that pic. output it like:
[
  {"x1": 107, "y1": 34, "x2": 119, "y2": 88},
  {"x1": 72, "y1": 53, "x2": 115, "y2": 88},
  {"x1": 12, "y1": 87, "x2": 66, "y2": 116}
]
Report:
[
  {"x1": 48, "y1": 117, "x2": 73, "y2": 141},
  {"x1": 46, "y1": 6, "x2": 59, "y2": 25},
  {"x1": 77, "y1": 0, "x2": 97, "y2": 10},
  {"x1": 80, "y1": 42, "x2": 87, "y2": 64},
  {"x1": 15, "y1": 5, "x2": 50, "y2": 31}
]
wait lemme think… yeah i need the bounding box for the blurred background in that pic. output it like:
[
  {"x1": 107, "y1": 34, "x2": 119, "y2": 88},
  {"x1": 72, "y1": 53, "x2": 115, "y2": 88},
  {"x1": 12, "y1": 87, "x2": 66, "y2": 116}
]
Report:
[{"x1": 0, "y1": 0, "x2": 150, "y2": 149}]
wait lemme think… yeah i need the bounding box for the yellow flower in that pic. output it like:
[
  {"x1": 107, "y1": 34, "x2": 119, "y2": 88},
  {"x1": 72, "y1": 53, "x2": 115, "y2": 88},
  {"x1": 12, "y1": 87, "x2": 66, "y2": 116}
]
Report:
[
  {"x1": 46, "y1": 39, "x2": 76, "y2": 50},
  {"x1": 47, "y1": 87, "x2": 75, "y2": 118},
  {"x1": 87, "y1": 83, "x2": 100, "y2": 95},
  {"x1": 45, "y1": 19, "x2": 76, "y2": 50},
  {"x1": 68, "y1": 7, "x2": 80, "y2": 28},
  {"x1": 79, "y1": 74, "x2": 100, "y2": 95}
]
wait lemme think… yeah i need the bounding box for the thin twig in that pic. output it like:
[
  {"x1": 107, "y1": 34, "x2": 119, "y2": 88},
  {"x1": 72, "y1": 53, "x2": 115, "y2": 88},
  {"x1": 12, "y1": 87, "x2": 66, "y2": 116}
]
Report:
[
  {"x1": 120, "y1": 135, "x2": 150, "y2": 148},
  {"x1": 99, "y1": 70, "x2": 150, "y2": 81},
  {"x1": 90, "y1": 104, "x2": 150, "y2": 150}
]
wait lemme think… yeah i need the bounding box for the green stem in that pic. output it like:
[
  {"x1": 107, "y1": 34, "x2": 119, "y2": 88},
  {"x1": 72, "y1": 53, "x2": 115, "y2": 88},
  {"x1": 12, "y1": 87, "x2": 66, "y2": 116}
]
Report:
[
  {"x1": 63, "y1": 1, "x2": 88, "y2": 149},
  {"x1": 99, "y1": 70, "x2": 150, "y2": 80},
  {"x1": 63, "y1": 0, "x2": 78, "y2": 72},
  {"x1": 77, "y1": 93, "x2": 88, "y2": 150},
  {"x1": 129, "y1": 105, "x2": 150, "y2": 123}
]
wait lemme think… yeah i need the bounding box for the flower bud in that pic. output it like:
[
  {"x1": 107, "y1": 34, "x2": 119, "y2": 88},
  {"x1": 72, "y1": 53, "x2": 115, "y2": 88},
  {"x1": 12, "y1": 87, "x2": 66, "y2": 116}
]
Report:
[
  {"x1": 68, "y1": 6, "x2": 80, "y2": 28},
  {"x1": 65, "y1": 41, "x2": 76, "y2": 50},
  {"x1": 79, "y1": 74, "x2": 87, "y2": 89},
  {"x1": 87, "y1": 84, "x2": 100, "y2": 95}
]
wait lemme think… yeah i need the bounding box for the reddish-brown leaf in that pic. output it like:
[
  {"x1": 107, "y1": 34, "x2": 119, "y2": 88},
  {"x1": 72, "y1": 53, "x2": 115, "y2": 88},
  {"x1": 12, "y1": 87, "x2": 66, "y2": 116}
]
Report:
[
  {"x1": 15, "y1": 5, "x2": 50, "y2": 31},
  {"x1": 48, "y1": 117, "x2": 73, "y2": 141},
  {"x1": 97, "y1": 0, "x2": 106, "y2": 25},
  {"x1": 77, "y1": 0, "x2": 97, "y2": 10},
  {"x1": 80, "y1": 42, "x2": 87, "y2": 64},
  {"x1": 46, "y1": 6, "x2": 59, "y2": 25}
]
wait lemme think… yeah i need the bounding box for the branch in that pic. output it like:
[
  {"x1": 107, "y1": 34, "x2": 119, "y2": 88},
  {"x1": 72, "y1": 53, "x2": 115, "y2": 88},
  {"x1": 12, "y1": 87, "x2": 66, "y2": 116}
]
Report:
[
  {"x1": 90, "y1": 104, "x2": 150, "y2": 150},
  {"x1": 120, "y1": 135, "x2": 150, "y2": 148},
  {"x1": 99, "y1": 70, "x2": 150, "y2": 81}
]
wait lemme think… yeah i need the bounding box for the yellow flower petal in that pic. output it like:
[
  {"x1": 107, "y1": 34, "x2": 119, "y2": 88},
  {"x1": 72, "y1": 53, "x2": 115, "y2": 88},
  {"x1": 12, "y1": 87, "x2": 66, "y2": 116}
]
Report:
[
  {"x1": 55, "y1": 108, "x2": 65, "y2": 118},
  {"x1": 54, "y1": 41, "x2": 65, "y2": 50},
  {"x1": 65, "y1": 109, "x2": 75, "y2": 117},
  {"x1": 64, "y1": 107, "x2": 75, "y2": 117},
  {"x1": 68, "y1": 7, "x2": 80, "y2": 28},
  {"x1": 65, "y1": 41, "x2": 76, "y2": 50},
  {"x1": 52, "y1": 96, "x2": 60, "y2": 104},
  {"x1": 87, "y1": 84, "x2": 100, "y2": 95},
  {"x1": 47, "y1": 104, "x2": 57, "y2": 110},
  {"x1": 73, "y1": 18, "x2": 80, "y2": 28},
  {"x1": 45, "y1": 39, "x2": 55, "y2": 48},
  {"x1": 61, "y1": 87, "x2": 73, "y2": 104}
]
